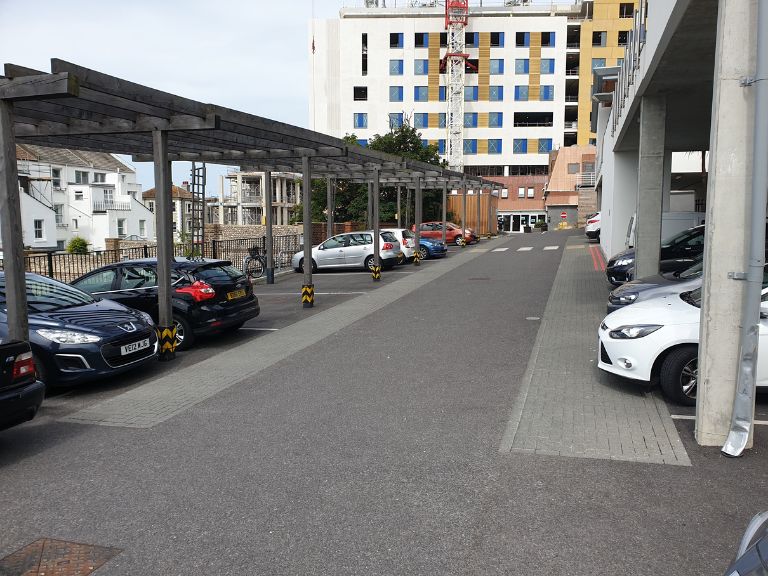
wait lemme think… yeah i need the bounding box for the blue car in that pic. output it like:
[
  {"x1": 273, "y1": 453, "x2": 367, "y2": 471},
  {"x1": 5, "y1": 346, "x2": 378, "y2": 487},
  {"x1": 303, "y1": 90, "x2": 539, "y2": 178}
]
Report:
[
  {"x1": 417, "y1": 237, "x2": 448, "y2": 260},
  {"x1": 0, "y1": 272, "x2": 158, "y2": 388}
]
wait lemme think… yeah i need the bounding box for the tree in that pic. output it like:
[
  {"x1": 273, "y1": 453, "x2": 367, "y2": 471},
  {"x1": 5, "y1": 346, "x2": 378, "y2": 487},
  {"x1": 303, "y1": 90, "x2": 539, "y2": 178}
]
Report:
[{"x1": 66, "y1": 236, "x2": 89, "y2": 254}]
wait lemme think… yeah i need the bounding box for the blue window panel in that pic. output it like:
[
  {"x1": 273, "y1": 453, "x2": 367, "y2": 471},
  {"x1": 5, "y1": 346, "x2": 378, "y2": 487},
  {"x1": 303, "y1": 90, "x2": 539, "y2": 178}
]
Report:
[
  {"x1": 464, "y1": 86, "x2": 478, "y2": 101},
  {"x1": 421, "y1": 139, "x2": 429, "y2": 148},
  {"x1": 489, "y1": 86, "x2": 504, "y2": 101},
  {"x1": 540, "y1": 59, "x2": 555, "y2": 74},
  {"x1": 389, "y1": 59, "x2": 404, "y2": 75},
  {"x1": 497, "y1": 32, "x2": 505, "y2": 47},
  {"x1": 541, "y1": 85, "x2": 554, "y2": 101},
  {"x1": 515, "y1": 59, "x2": 529, "y2": 74},
  {"x1": 357, "y1": 139, "x2": 368, "y2": 147},
  {"x1": 489, "y1": 59, "x2": 504, "y2": 74},
  {"x1": 353, "y1": 113, "x2": 368, "y2": 129},
  {"x1": 489, "y1": 112, "x2": 503, "y2": 128},
  {"x1": 463, "y1": 139, "x2": 477, "y2": 154},
  {"x1": 438, "y1": 139, "x2": 445, "y2": 155},
  {"x1": 414, "y1": 113, "x2": 429, "y2": 129},
  {"x1": 414, "y1": 86, "x2": 429, "y2": 101},
  {"x1": 463, "y1": 112, "x2": 478, "y2": 128},
  {"x1": 438, "y1": 113, "x2": 446, "y2": 128},
  {"x1": 389, "y1": 113, "x2": 403, "y2": 129},
  {"x1": 414, "y1": 59, "x2": 429, "y2": 75},
  {"x1": 391, "y1": 33, "x2": 403, "y2": 48},
  {"x1": 514, "y1": 86, "x2": 528, "y2": 101},
  {"x1": 439, "y1": 86, "x2": 446, "y2": 101},
  {"x1": 538, "y1": 138, "x2": 553, "y2": 153},
  {"x1": 592, "y1": 58, "x2": 606, "y2": 70},
  {"x1": 513, "y1": 139, "x2": 527, "y2": 154},
  {"x1": 488, "y1": 139, "x2": 502, "y2": 154},
  {"x1": 466, "y1": 32, "x2": 479, "y2": 47},
  {"x1": 389, "y1": 85, "x2": 403, "y2": 102}
]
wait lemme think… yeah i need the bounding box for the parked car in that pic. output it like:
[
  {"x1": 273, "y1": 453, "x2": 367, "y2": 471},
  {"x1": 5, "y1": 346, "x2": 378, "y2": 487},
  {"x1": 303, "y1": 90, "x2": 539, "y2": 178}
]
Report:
[
  {"x1": 0, "y1": 340, "x2": 45, "y2": 431},
  {"x1": 606, "y1": 225, "x2": 705, "y2": 285},
  {"x1": 382, "y1": 228, "x2": 416, "y2": 263},
  {"x1": 585, "y1": 212, "x2": 601, "y2": 241},
  {"x1": 597, "y1": 286, "x2": 768, "y2": 405},
  {"x1": 722, "y1": 511, "x2": 768, "y2": 575},
  {"x1": 412, "y1": 222, "x2": 476, "y2": 245},
  {"x1": 0, "y1": 272, "x2": 158, "y2": 388},
  {"x1": 416, "y1": 236, "x2": 448, "y2": 260},
  {"x1": 291, "y1": 231, "x2": 401, "y2": 272},
  {"x1": 71, "y1": 258, "x2": 259, "y2": 351}
]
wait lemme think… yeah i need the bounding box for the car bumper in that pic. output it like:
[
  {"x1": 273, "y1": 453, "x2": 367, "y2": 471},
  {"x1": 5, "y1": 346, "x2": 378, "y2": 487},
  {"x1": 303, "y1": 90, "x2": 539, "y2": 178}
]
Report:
[
  {"x1": 0, "y1": 380, "x2": 45, "y2": 431},
  {"x1": 585, "y1": 229, "x2": 600, "y2": 239},
  {"x1": 190, "y1": 297, "x2": 260, "y2": 335}
]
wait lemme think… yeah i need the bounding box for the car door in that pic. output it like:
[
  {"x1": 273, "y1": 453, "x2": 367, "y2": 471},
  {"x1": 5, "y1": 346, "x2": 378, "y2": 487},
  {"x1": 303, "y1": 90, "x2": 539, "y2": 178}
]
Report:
[
  {"x1": 316, "y1": 235, "x2": 347, "y2": 268},
  {"x1": 758, "y1": 289, "x2": 768, "y2": 387},
  {"x1": 70, "y1": 267, "x2": 119, "y2": 298},
  {"x1": 343, "y1": 233, "x2": 370, "y2": 267},
  {"x1": 112, "y1": 265, "x2": 160, "y2": 317}
]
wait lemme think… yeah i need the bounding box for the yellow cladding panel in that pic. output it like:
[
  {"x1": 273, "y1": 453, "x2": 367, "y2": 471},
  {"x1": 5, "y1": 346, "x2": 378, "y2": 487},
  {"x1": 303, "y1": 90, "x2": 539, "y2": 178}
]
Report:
[
  {"x1": 478, "y1": 32, "x2": 490, "y2": 101},
  {"x1": 528, "y1": 139, "x2": 538, "y2": 154},
  {"x1": 429, "y1": 112, "x2": 440, "y2": 128},
  {"x1": 478, "y1": 112, "x2": 489, "y2": 128},
  {"x1": 478, "y1": 139, "x2": 488, "y2": 154},
  {"x1": 529, "y1": 83, "x2": 540, "y2": 101},
  {"x1": 429, "y1": 139, "x2": 438, "y2": 147},
  {"x1": 428, "y1": 32, "x2": 440, "y2": 101},
  {"x1": 528, "y1": 32, "x2": 541, "y2": 99}
]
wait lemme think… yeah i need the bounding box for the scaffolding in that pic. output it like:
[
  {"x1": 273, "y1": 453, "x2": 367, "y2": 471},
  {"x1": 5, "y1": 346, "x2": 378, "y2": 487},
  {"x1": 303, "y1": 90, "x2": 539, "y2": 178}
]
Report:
[
  {"x1": 445, "y1": 0, "x2": 469, "y2": 172},
  {"x1": 188, "y1": 161, "x2": 206, "y2": 256}
]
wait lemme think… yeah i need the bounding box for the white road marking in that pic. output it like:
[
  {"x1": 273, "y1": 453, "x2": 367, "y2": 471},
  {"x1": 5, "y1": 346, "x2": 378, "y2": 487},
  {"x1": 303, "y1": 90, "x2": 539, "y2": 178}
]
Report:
[
  {"x1": 543, "y1": 246, "x2": 560, "y2": 251},
  {"x1": 492, "y1": 247, "x2": 509, "y2": 252},
  {"x1": 517, "y1": 247, "x2": 533, "y2": 252},
  {"x1": 255, "y1": 292, "x2": 366, "y2": 296},
  {"x1": 671, "y1": 414, "x2": 768, "y2": 425},
  {"x1": 239, "y1": 327, "x2": 279, "y2": 331}
]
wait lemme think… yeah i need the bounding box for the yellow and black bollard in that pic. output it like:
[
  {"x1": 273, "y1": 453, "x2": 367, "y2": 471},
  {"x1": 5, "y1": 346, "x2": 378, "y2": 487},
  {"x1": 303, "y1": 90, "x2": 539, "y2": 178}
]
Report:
[
  {"x1": 413, "y1": 247, "x2": 421, "y2": 266},
  {"x1": 301, "y1": 284, "x2": 315, "y2": 308},
  {"x1": 371, "y1": 265, "x2": 381, "y2": 281},
  {"x1": 157, "y1": 325, "x2": 177, "y2": 362}
]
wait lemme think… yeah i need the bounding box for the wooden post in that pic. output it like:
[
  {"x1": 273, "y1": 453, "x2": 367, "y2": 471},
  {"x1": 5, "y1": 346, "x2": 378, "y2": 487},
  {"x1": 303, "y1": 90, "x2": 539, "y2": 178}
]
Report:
[
  {"x1": 301, "y1": 156, "x2": 314, "y2": 308},
  {"x1": 0, "y1": 99, "x2": 28, "y2": 341},
  {"x1": 476, "y1": 186, "x2": 482, "y2": 239},
  {"x1": 397, "y1": 185, "x2": 402, "y2": 228},
  {"x1": 414, "y1": 177, "x2": 422, "y2": 266},
  {"x1": 461, "y1": 180, "x2": 467, "y2": 248},
  {"x1": 441, "y1": 182, "x2": 448, "y2": 245},
  {"x1": 153, "y1": 130, "x2": 175, "y2": 361},
  {"x1": 264, "y1": 170, "x2": 274, "y2": 284},
  {"x1": 326, "y1": 176, "x2": 334, "y2": 239},
  {"x1": 372, "y1": 168, "x2": 381, "y2": 280}
]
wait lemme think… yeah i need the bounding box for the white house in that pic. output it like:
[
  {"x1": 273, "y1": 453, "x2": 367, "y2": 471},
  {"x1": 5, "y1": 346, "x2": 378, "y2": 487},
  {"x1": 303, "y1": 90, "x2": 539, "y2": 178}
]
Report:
[{"x1": 142, "y1": 184, "x2": 194, "y2": 241}]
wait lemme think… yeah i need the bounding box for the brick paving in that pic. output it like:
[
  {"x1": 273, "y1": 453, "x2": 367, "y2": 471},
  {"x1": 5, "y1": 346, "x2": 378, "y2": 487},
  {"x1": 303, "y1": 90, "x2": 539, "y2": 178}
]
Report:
[
  {"x1": 499, "y1": 236, "x2": 691, "y2": 466},
  {"x1": 0, "y1": 539, "x2": 121, "y2": 576}
]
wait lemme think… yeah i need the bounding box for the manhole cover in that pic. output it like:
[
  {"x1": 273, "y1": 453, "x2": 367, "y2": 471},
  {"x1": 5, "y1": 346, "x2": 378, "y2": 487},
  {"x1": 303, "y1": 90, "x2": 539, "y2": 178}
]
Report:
[{"x1": 0, "y1": 539, "x2": 121, "y2": 576}]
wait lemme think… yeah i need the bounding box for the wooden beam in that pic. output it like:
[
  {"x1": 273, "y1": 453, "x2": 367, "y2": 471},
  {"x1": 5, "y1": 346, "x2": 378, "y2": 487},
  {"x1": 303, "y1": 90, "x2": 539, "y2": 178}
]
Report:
[
  {"x1": 0, "y1": 72, "x2": 78, "y2": 101},
  {"x1": 13, "y1": 112, "x2": 219, "y2": 137}
]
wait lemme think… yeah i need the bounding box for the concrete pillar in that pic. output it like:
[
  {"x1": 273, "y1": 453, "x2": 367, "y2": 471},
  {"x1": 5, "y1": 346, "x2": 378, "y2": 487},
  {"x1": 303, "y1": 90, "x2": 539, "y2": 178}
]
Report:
[
  {"x1": 662, "y1": 149, "x2": 673, "y2": 212},
  {"x1": 633, "y1": 95, "x2": 667, "y2": 279},
  {"x1": 236, "y1": 174, "x2": 243, "y2": 226},
  {"x1": 696, "y1": 0, "x2": 757, "y2": 446},
  {"x1": 218, "y1": 175, "x2": 224, "y2": 225}
]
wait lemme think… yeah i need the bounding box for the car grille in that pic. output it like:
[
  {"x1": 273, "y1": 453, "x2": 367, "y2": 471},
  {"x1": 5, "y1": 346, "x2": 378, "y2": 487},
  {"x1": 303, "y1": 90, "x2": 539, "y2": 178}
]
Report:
[
  {"x1": 600, "y1": 343, "x2": 612, "y2": 365},
  {"x1": 100, "y1": 327, "x2": 157, "y2": 368}
]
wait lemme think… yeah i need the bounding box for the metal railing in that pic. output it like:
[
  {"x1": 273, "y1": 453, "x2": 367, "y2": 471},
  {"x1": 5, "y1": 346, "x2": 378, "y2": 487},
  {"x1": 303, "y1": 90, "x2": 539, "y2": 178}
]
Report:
[
  {"x1": 576, "y1": 172, "x2": 596, "y2": 188},
  {"x1": 93, "y1": 200, "x2": 131, "y2": 211}
]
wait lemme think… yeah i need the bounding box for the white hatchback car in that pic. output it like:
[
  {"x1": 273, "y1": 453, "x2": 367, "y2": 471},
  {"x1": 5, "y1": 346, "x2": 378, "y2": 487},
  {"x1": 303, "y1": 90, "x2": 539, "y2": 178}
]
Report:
[
  {"x1": 291, "y1": 230, "x2": 401, "y2": 272},
  {"x1": 585, "y1": 212, "x2": 601, "y2": 241},
  {"x1": 598, "y1": 286, "x2": 768, "y2": 405},
  {"x1": 382, "y1": 228, "x2": 416, "y2": 263}
]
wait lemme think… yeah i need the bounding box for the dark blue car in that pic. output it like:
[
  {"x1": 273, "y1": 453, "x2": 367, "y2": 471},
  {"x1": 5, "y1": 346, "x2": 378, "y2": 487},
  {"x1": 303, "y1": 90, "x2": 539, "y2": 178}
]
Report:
[
  {"x1": 417, "y1": 237, "x2": 448, "y2": 260},
  {"x1": 0, "y1": 272, "x2": 158, "y2": 388}
]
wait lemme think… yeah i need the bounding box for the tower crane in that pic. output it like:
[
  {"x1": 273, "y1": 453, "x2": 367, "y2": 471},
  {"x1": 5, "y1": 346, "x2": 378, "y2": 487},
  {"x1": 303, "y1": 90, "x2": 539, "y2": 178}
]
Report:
[{"x1": 444, "y1": 0, "x2": 469, "y2": 172}]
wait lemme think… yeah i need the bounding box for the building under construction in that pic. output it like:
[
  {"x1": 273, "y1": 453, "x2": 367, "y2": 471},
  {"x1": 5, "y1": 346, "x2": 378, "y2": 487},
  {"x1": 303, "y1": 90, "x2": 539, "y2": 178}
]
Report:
[{"x1": 206, "y1": 171, "x2": 299, "y2": 226}]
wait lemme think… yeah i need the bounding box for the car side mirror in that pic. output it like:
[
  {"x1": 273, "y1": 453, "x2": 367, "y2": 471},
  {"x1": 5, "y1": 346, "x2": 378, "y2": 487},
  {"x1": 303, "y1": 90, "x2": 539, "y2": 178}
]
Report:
[{"x1": 318, "y1": 245, "x2": 325, "y2": 251}]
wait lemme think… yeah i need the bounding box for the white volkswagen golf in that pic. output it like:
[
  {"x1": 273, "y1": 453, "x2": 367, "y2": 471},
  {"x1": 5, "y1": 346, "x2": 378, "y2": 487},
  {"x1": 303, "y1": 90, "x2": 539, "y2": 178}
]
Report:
[{"x1": 598, "y1": 286, "x2": 768, "y2": 405}]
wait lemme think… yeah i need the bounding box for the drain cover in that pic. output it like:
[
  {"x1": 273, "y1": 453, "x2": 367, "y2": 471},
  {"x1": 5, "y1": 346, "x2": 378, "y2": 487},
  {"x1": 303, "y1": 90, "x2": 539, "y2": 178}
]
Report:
[{"x1": 0, "y1": 539, "x2": 121, "y2": 576}]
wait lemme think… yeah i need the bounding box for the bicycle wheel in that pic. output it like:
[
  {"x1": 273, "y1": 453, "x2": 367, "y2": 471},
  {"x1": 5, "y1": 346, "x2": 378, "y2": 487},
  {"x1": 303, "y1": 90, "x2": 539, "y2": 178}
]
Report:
[{"x1": 244, "y1": 257, "x2": 264, "y2": 279}]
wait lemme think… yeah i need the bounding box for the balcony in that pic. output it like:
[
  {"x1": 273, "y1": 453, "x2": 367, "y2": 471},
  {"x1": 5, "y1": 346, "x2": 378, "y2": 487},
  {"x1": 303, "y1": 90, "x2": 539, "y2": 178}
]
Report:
[
  {"x1": 565, "y1": 95, "x2": 579, "y2": 103},
  {"x1": 93, "y1": 200, "x2": 131, "y2": 212},
  {"x1": 566, "y1": 67, "x2": 579, "y2": 77},
  {"x1": 564, "y1": 121, "x2": 578, "y2": 131},
  {"x1": 576, "y1": 172, "x2": 596, "y2": 188}
]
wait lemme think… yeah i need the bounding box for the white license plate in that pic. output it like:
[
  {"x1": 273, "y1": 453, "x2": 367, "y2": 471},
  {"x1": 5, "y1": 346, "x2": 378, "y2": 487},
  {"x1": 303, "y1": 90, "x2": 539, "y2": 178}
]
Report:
[{"x1": 120, "y1": 338, "x2": 150, "y2": 355}]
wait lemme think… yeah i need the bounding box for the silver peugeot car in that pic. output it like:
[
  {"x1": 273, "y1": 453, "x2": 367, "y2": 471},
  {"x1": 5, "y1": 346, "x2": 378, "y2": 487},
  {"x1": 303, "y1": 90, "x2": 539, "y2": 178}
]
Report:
[{"x1": 292, "y1": 230, "x2": 402, "y2": 272}]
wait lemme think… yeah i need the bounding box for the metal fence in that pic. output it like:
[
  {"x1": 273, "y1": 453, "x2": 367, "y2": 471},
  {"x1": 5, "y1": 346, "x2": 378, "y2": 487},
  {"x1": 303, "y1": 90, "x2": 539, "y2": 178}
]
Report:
[{"x1": 0, "y1": 234, "x2": 302, "y2": 284}]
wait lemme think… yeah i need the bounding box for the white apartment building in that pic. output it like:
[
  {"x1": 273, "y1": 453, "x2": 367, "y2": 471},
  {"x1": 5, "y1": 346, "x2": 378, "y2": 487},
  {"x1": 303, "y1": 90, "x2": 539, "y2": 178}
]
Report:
[
  {"x1": 10, "y1": 145, "x2": 155, "y2": 251},
  {"x1": 142, "y1": 185, "x2": 194, "y2": 241},
  {"x1": 208, "y1": 171, "x2": 299, "y2": 226},
  {"x1": 310, "y1": 1, "x2": 583, "y2": 179}
]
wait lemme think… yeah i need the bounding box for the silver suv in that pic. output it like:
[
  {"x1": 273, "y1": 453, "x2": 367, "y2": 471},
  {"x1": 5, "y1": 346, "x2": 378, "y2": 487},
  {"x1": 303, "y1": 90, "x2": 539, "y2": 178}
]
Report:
[{"x1": 292, "y1": 231, "x2": 402, "y2": 272}]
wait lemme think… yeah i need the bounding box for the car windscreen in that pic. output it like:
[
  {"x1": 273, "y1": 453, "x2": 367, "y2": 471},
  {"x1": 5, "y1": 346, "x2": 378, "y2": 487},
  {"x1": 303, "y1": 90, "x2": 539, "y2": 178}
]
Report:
[
  {"x1": 194, "y1": 264, "x2": 244, "y2": 284},
  {"x1": 0, "y1": 274, "x2": 95, "y2": 312},
  {"x1": 680, "y1": 288, "x2": 702, "y2": 308},
  {"x1": 679, "y1": 254, "x2": 705, "y2": 279},
  {"x1": 661, "y1": 228, "x2": 702, "y2": 249},
  {"x1": 380, "y1": 231, "x2": 398, "y2": 243}
]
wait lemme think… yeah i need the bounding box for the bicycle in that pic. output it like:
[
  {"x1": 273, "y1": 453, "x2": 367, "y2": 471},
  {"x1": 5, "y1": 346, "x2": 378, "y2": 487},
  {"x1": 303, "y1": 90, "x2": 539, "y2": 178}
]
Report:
[{"x1": 243, "y1": 246, "x2": 266, "y2": 280}]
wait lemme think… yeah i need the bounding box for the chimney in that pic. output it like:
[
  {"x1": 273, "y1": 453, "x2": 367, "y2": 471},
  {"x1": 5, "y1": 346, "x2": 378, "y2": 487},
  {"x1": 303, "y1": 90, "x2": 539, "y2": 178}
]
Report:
[{"x1": 182, "y1": 181, "x2": 189, "y2": 190}]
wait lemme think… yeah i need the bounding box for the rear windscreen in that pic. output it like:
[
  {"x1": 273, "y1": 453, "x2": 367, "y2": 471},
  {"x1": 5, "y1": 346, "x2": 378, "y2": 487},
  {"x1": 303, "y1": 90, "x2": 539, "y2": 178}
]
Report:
[
  {"x1": 195, "y1": 265, "x2": 244, "y2": 283},
  {"x1": 381, "y1": 232, "x2": 398, "y2": 243}
]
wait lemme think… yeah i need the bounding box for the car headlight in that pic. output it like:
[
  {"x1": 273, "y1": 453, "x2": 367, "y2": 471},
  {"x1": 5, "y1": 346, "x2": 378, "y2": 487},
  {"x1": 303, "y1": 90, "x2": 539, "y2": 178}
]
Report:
[
  {"x1": 609, "y1": 292, "x2": 638, "y2": 305},
  {"x1": 136, "y1": 311, "x2": 154, "y2": 326},
  {"x1": 37, "y1": 329, "x2": 102, "y2": 344},
  {"x1": 608, "y1": 325, "x2": 662, "y2": 339},
  {"x1": 615, "y1": 258, "x2": 634, "y2": 266}
]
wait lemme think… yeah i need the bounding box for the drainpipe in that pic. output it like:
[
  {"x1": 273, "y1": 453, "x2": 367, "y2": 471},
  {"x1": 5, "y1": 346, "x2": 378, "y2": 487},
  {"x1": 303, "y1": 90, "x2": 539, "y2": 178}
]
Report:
[{"x1": 722, "y1": 0, "x2": 768, "y2": 457}]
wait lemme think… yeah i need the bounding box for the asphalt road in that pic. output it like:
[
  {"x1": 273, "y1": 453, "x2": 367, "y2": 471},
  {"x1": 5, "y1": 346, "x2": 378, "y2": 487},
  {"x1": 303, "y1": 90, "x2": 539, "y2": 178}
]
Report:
[{"x1": 1, "y1": 231, "x2": 767, "y2": 576}]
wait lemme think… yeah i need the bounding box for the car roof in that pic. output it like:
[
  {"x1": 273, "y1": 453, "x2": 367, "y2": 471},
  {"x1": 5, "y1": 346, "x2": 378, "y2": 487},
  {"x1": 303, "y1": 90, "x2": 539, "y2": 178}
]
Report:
[{"x1": 83, "y1": 257, "x2": 232, "y2": 271}]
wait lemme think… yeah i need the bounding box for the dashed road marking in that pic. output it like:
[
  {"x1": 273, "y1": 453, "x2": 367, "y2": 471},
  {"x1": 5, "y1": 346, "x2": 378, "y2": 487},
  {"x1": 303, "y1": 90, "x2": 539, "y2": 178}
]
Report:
[
  {"x1": 239, "y1": 327, "x2": 279, "y2": 331},
  {"x1": 492, "y1": 247, "x2": 509, "y2": 252},
  {"x1": 517, "y1": 247, "x2": 533, "y2": 252},
  {"x1": 543, "y1": 246, "x2": 560, "y2": 251}
]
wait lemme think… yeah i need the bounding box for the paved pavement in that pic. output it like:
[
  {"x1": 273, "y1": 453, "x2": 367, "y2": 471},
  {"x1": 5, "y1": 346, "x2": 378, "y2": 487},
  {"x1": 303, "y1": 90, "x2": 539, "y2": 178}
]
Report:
[{"x1": 1, "y1": 231, "x2": 767, "y2": 576}]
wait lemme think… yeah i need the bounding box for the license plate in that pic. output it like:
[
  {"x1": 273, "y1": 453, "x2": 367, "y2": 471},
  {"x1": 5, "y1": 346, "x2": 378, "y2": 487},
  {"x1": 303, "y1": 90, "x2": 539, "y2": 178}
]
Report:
[
  {"x1": 227, "y1": 288, "x2": 246, "y2": 301},
  {"x1": 120, "y1": 338, "x2": 150, "y2": 355}
]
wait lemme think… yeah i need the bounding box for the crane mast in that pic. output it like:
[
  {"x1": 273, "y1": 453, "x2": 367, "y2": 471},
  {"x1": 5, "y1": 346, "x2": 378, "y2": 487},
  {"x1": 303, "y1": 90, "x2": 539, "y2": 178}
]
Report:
[{"x1": 444, "y1": 0, "x2": 469, "y2": 172}]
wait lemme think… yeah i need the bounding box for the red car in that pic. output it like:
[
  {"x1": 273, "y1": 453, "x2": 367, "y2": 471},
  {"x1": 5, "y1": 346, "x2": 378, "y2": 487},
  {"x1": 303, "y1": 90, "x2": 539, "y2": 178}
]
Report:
[{"x1": 411, "y1": 222, "x2": 477, "y2": 245}]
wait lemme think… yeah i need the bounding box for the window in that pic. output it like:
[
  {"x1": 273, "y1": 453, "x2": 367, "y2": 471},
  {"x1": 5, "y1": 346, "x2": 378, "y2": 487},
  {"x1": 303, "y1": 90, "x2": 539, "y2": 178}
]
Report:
[
  {"x1": 540, "y1": 85, "x2": 554, "y2": 101},
  {"x1": 464, "y1": 86, "x2": 478, "y2": 101},
  {"x1": 120, "y1": 266, "x2": 157, "y2": 290},
  {"x1": 438, "y1": 139, "x2": 445, "y2": 154},
  {"x1": 538, "y1": 139, "x2": 553, "y2": 153},
  {"x1": 488, "y1": 139, "x2": 502, "y2": 154},
  {"x1": 465, "y1": 59, "x2": 479, "y2": 74},
  {"x1": 465, "y1": 32, "x2": 478, "y2": 47},
  {"x1": 438, "y1": 113, "x2": 446, "y2": 128},
  {"x1": 186, "y1": 202, "x2": 192, "y2": 213},
  {"x1": 518, "y1": 187, "x2": 525, "y2": 198},
  {"x1": 617, "y1": 57, "x2": 624, "y2": 67},
  {"x1": 439, "y1": 86, "x2": 446, "y2": 102},
  {"x1": 390, "y1": 33, "x2": 403, "y2": 48},
  {"x1": 57, "y1": 240, "x2": 65, "y2": 251},
  {"x1": 540, "y1": 59, "x2": 555, "y2": 74},
  {"x1": 75, "y1": 170, "x2": 89, "y2": 184},
  {"x1": 353, "y1": 86, "x2": 368, "y2": 101},
  {"x1": 514, "y1": 86, "x2": 529, "y2": 101},
  {"x1": 117, "y1": 219, "x2": 126, "y2": 237},
  {"x1": 516, "y1": 32, "x2": 530, "y2": 47},
  {"x1": 489, "y1": 112, "x2": 503, "y2": 128},
  {"x1": 357, "y1": 139, "x2": 368, "y2": 147},
  {"x1": 74, "y1": 190, "x2": 83, "y2": 200},
  {"x1": 421, "y1": 139, "x2": 429, "y2": 148},
  {"x1": 541, "y1": 32, "x2": 555, "y2": 47},
  {"x1": 93, "y1": 172, "x2": 106, "y2": 183},
  {"x1": 501, "y1": 189, "x2": 508, "y2": 199},
  {"x1": 464, "y1": 112, "x2": 478, "y2": 128},
  {"x1": 567, "y1": 163, "x2": 580, "y2": 174},
  {"x1": 362, "y1": 33, "x2": 368, "y2": 76},
  {"x1": 72, "y1": 218, "x2": 78, "y2": 230},
  {"x1": 414, "y1": 86, "x2": 429, "y2": 101},
  {"x1": 592, "y1": 58, "x2": 606, "y2": 70},
  {"x1": 139, "y1": 219, "x2": 146, "y2": 237},
  {"x1": 414, "y1": 32, "x2": 428, "y2": 48},
  {"x1": 439, "y1": 32, "x2": 447, "y2": 47},
  {"x1": 148, "y1": 200, "x2": 155, "y2": 212},
  {"x1": 54, "y1": 204, "x2": 64, "y2": 224},
  {"x1": 619, "y1": 2, "x2": 634, "y2": 18},
  {"x1": 389, "y1": 86, "x2": 403, "y2": 102},
  {"x1": 527, "y1": 188, "x2": 535, "y2": 198},
  {"x1": 592, "y1": 31, "x2": 607, "y2": 47},
  {"x1": 513, "y1": 139, "x2": 528, "y2": 154},
  {"x1": 618, "y1": 30, "x2": 629, "y2": 46},
  {"x1": 583, "y1": 161, "x2": 595, "y2": 172},
  {"x1": 463, "y1": 139, "x2": 477, "y2": 154},
  {"x1": 490, "y1": 32, "x2": 504, "y2": 47},
  {"x1": 104, "y1": 188, "x2": 114, "y2": 204},
  {"x1": 172, "y1": 201, "x2": 177, "y2": 212},
  {"x1": 389, "y1": 113, "x2": 403, "y2": 129},
  {"x1": 389, "y1": 59, "x2": 403, "y2": 75},
  {"x1": 73, "y1": 269, "x2": 116, "y2": 293},
  {"x1": 489, "y1": 86, "x2": 503, "y2": 101},
  {"x1": 515, "y1": 59, "x2": 529, "y2": 74},
  {"x1": 414, "y1": 59, "x2": 428, "y2": 75},
  {"x1": 51, "y1": 168, "x2": 61, "y2": 188},
  {"x1": 489, "y1": 59, "x2": 504, "y2": 74},
  {"x1": 414, "y1": 113, "x2": 429, "y2": 129},
  {"x1": 353, "y1": 113, "x2": 368, "y2": 129},
  {"x1": 34, "y1": 219, "x2": 44, "y2": 239},
  {"x1": 172, "y1": 221, "x2": 177, "y2": 232}
]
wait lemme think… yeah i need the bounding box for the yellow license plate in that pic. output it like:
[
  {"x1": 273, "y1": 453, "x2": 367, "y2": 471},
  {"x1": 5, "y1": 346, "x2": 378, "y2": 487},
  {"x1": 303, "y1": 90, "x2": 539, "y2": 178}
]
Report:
[{"x1": 227, "y1": 288, "x2": 246, "y2": 300}]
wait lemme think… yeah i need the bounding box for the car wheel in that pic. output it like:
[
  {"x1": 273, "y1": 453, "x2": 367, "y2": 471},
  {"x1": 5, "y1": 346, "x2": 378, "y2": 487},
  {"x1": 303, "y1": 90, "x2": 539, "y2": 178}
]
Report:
[
  {"x1": 172, "y1": 314, "x2": 195, "y2": 351},
  {"x1": 418, "y1": 246, "x2": 429, "y2": 260},
  {"x1": 660, "y1": 345, "x2": 698, "y2": 406},
  {"x1": 454, "y1": 236, "x2": 464, "y2": 246},
  {"x1": 297, "y1": 258, "x2": 317, "y2": 273},
  {"x1": 364, "y1": 255, "x2": 375, "y2": 271}
]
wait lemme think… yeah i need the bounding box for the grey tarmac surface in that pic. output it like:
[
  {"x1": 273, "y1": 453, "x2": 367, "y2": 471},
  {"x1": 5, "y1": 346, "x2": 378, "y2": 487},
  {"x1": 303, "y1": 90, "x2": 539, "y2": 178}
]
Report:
[{"x1": 1, "y1": 231, "x2": 767, "y2": 576}]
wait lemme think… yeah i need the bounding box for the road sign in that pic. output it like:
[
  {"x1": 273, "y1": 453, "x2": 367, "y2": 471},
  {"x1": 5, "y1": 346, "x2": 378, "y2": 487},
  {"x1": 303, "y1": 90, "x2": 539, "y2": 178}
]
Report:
[{"x1": 560, "y1": 211, "x2": 567, "y2": 219}]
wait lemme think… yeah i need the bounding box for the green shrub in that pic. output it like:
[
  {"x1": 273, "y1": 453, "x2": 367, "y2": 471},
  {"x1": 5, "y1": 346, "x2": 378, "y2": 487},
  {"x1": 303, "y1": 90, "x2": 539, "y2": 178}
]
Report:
[
  {"x1": 66, "y1": 236, "x2": 89, "y2": 254},
  {"x1": 534, "y1": 220, "x2": 548, "y2": 228}
]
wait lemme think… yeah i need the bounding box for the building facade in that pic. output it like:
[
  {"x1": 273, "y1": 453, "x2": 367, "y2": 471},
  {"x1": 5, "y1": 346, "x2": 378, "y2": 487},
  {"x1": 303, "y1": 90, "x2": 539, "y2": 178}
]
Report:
[
  {"x1": 142, "y1": 185, "x2": 194, "y2": 242},
  {"x1": 207, "y1": 171, "x2": 299, "y2": 226}
]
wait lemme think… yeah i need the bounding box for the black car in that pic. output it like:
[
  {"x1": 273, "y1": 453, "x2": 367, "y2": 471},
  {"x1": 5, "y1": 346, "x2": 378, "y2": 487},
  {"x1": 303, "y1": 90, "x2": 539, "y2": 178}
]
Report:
[
  {"x1": 606, "y1": 225, "x2": 705, "y2": 285},
  {"x1": 722, "y1": 512, "x2": 768, "y2": 575},
  {"x1": 71, "y1": 258, "x2": 260, "y2": 350},
  {"x1": 0, "y1": 340, "x2": 45, "y2": 431},
  {"x1": 0, "y1": 272, "x2": 158, "y2": 388}
]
